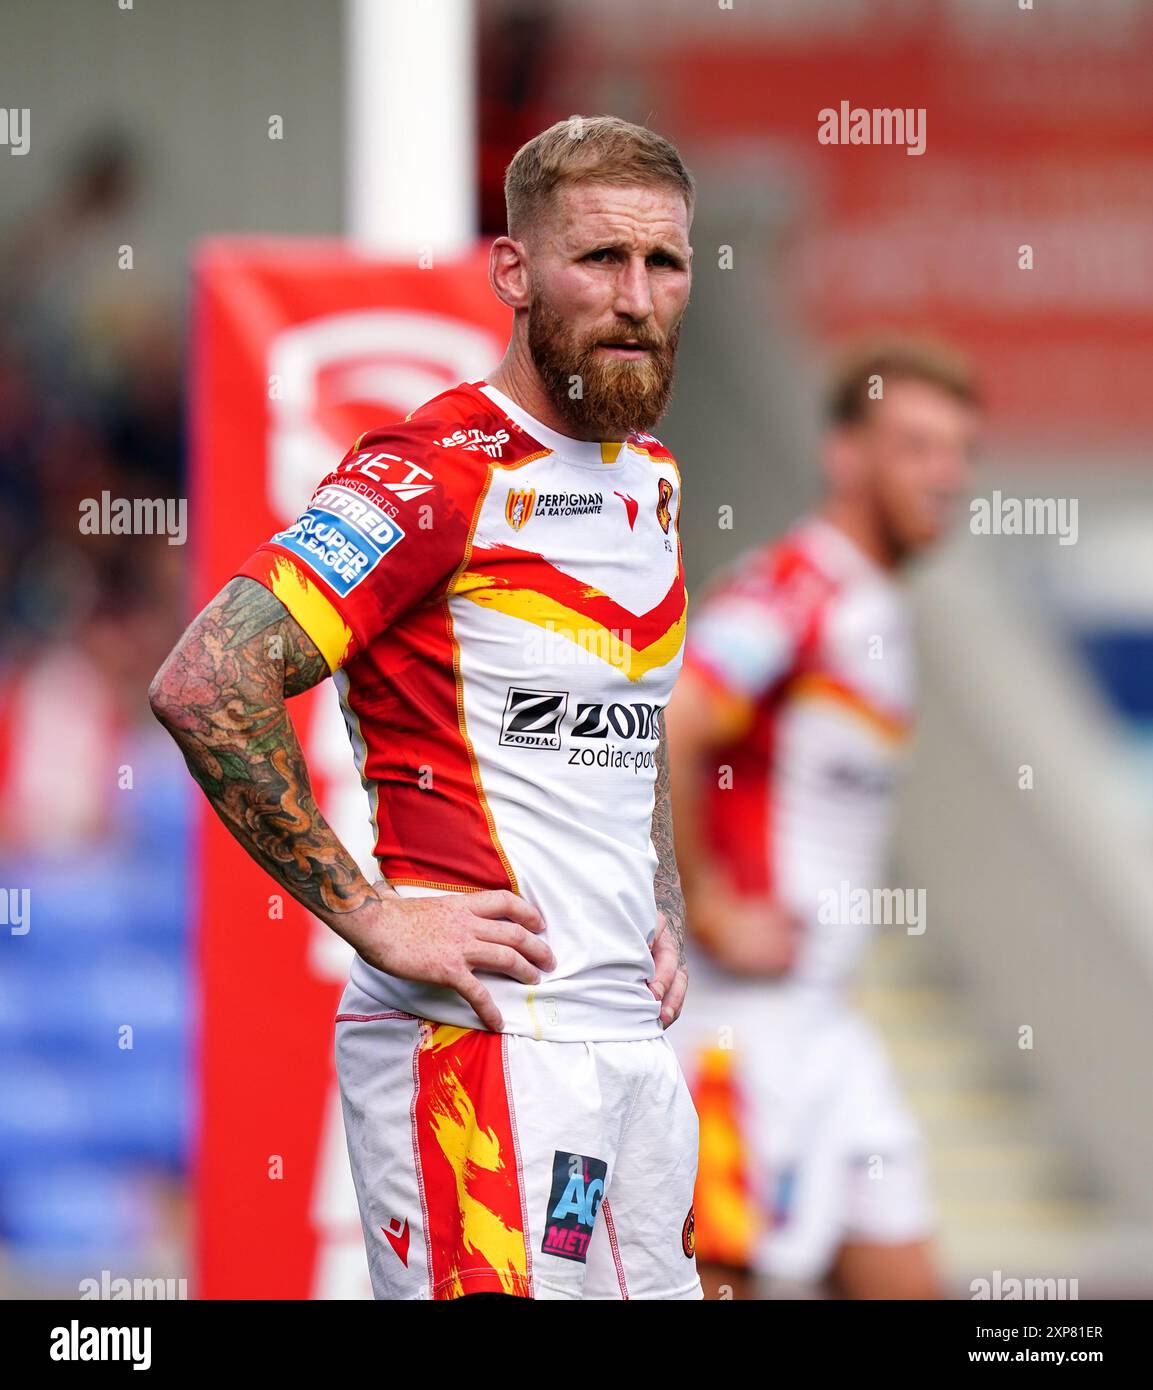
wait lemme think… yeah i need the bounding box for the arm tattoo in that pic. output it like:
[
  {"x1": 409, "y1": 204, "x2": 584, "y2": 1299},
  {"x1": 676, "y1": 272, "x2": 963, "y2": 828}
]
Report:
[
  {"x1": 149, "y1": 576, "x2": 375, "y2": 923},
  {"x1": 652, "y1": 712, "x2": 687, "y2": 966}
]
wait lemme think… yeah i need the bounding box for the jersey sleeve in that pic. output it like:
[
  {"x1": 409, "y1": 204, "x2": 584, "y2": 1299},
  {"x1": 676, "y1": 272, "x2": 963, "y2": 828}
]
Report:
[
  {"x1": 683, "y1": 549, "x2": 830, "y2": 737},
  {"x1": 234, "y1": 429, "x2": 483, "y2": 671}
]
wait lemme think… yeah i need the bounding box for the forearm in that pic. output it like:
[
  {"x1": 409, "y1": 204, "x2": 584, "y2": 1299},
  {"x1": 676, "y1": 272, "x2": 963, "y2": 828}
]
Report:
[
  {"x1": 663, "y1": 694, "x2": 744, "y2": 961},
  {"x1": 652, "y1": 716, "x2": 687, "y2": 964},
  {"x1": 169, "y1": 707, "x2": 377, "y2": 931},
  {"x1": 666, "y1": 690, "x2": 733, "y2": 911},
  {"x1": 665, "y1": 738, "x2": 712, "y2": 903},
  {"x1": 149, "y1": 577, "x2": 377, "y2": 931}
]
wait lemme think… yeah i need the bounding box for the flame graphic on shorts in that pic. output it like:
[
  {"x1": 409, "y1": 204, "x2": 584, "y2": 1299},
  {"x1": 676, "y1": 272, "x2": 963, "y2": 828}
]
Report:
[
  {"x1": 690, "y1": 1046, "x2": 760, "y2": 1269},
  {"x1": 415, "y1": 1023, "x2": 530, "y2": 1299}
]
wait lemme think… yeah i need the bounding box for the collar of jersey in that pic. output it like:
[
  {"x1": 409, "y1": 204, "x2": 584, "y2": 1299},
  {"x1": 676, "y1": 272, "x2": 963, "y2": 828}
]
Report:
[
  {"x1": 477, "y1": 381, "x2": 631, "y2": 471},
  {"x1": 802, "y1": 515, "x2": 899, "y2": 589}
]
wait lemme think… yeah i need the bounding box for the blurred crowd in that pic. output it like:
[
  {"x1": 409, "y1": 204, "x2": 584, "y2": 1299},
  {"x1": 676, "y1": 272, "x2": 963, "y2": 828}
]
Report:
[
  {"x1": 0, "y1": 133, "x2": 191, "y2": 1291},
  {"x1": 0, "y1": 3, "x2": 572, "y2": 1291}
]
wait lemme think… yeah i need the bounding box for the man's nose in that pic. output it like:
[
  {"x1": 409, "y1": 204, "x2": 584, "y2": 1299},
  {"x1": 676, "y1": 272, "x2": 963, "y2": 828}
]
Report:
[{"x1": 612, "y1": 256, "x2": 654, "y2": 322}]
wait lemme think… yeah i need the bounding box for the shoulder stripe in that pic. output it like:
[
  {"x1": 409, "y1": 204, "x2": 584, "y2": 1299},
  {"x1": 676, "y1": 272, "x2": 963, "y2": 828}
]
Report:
[{"x1": 255, "y1": 553, "x2": 353, "y2": 671}]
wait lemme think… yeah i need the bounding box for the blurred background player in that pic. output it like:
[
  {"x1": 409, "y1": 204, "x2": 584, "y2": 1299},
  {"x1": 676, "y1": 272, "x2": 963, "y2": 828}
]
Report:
[{"x1": 667, "y1": 341, "x2": 980, "y2": 1299}]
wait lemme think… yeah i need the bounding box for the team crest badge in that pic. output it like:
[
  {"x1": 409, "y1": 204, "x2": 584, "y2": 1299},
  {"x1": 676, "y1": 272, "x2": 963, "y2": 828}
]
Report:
[
  {"x1": 505, "y1": 487, "x2": 536, "y2": 531},
  {"x1": 656, "y1": 477, "x2": 674, "y2": 534},
  {"x1": 682, "y1": 1203, "x2": 696, "y2": 1258}
]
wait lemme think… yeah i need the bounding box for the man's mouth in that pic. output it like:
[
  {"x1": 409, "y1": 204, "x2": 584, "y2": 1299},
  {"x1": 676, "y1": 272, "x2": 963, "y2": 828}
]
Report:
[{"x1": 595, "y1": 340, "x2": 652, "y2": 359}]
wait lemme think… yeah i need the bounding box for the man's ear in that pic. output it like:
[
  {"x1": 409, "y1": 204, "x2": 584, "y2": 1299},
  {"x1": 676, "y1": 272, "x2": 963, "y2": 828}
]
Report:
[{"x1": 489, "y1": 236, "x2": 531, "y2": 311}]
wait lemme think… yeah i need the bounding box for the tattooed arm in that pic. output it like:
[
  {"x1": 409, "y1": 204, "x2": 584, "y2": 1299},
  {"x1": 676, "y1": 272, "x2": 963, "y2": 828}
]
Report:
[
  {"x1": 149, "y1": 577, "x2": 377, "y2": 924},
  {"x1": 648, "y1": 711, "x2": 689, "y2": 1027},
  {"x1": 148, "y1": 576, "x2": 552, "y2": 1030}
]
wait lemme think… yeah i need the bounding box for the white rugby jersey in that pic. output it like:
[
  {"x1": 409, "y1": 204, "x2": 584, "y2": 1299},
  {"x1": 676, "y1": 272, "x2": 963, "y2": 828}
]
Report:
[
  {"x1": 239, "y1": 381, "x2": 686, "y2": 1041},
  {"x1": 683, "y1": 518, "x2": 915, "y2": 988}
]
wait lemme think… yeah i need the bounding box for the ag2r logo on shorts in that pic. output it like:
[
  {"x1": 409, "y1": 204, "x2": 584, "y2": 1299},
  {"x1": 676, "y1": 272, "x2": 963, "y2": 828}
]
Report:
[{"x1": 541, "y1": 1151, "x2": 607, "y2": 1263}]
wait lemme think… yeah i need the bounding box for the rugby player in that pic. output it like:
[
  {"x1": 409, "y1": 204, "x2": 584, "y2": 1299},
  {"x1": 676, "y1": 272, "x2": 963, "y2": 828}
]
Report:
[
  {"x1": 150, "y1": 116, "x2": 701, "y2": 1300},
  {"x1": 667, "y1": 342, "x2": 979, "y2": 1299}
]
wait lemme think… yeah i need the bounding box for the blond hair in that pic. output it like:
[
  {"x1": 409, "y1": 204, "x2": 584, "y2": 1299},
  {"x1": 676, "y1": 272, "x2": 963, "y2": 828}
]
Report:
[
  {"x1": 504, "y1": 115, "x2": 695, "y2": 239},
  {"x1": 827, "y1": 336, "x2": 980, "y2": 425}
]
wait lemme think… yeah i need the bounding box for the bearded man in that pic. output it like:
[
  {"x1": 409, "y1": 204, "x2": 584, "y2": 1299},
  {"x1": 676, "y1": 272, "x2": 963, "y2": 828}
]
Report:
[{"x1": 150, "y1": 115, "x2": 701, "y2": 1302}]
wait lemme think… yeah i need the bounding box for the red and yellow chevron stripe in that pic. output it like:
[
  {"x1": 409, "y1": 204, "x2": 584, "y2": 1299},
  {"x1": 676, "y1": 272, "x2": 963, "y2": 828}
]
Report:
[
  {"x1": 788, "y1": 671, "x2": 911, "y2": 745},
  {"x1": 453, "y1": 544, "x2": 686, "y2": 682}
]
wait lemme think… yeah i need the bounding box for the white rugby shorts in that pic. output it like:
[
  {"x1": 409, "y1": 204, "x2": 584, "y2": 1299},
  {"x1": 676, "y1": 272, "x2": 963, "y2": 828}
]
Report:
[
  {"x1": 672, "y1": 977, "x2": 933, "y2": 1283},
  {"x1": 335, "y1": 978, "x2": 703, "y2": 1300}
]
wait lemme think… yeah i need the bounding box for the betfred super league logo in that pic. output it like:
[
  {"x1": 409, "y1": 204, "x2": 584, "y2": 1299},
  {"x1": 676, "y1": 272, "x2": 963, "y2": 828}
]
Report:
[{"x1": 541, "y1": 1151, "x2": 607, "y2": 1263}]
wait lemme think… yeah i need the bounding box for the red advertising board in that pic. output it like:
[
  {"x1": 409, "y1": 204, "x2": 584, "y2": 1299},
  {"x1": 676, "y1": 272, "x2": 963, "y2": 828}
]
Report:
[
  {"x1": 650, "y1": 0, "x2": 1153, "y2": 448},
  {"x1": 191, "y1": 240, "x2": 509, "y2": 1297}
]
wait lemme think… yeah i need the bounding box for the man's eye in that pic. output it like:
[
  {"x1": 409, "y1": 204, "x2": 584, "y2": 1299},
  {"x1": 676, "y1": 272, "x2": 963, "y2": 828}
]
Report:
[{"x1": 585, "y1": 249, "x2": 614, "y2": 262}]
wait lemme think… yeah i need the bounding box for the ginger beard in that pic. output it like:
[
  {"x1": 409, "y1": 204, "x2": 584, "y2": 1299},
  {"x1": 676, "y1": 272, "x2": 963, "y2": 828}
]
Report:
[{"x1": 528, "y1": 294, "x2": 681, "y2": 438}]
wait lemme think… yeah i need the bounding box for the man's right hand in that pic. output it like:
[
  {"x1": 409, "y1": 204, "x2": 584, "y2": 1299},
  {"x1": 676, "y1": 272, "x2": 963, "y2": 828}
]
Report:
[
  {"x1": 686, "y1": 875, "x2": 800, "y2": 978},
  {"x1": 335, "y1": 883, "x2": 554, "y2": 1032}
]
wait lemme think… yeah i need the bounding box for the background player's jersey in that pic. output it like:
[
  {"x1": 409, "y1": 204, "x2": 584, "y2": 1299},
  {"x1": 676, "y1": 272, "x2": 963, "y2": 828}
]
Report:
[
  {"x1": 238, "y1": 381, "x2": 686, "y2": 1042},
  {"x1": 684, "y1": 517, "x2": 914, "y2": 988}
]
